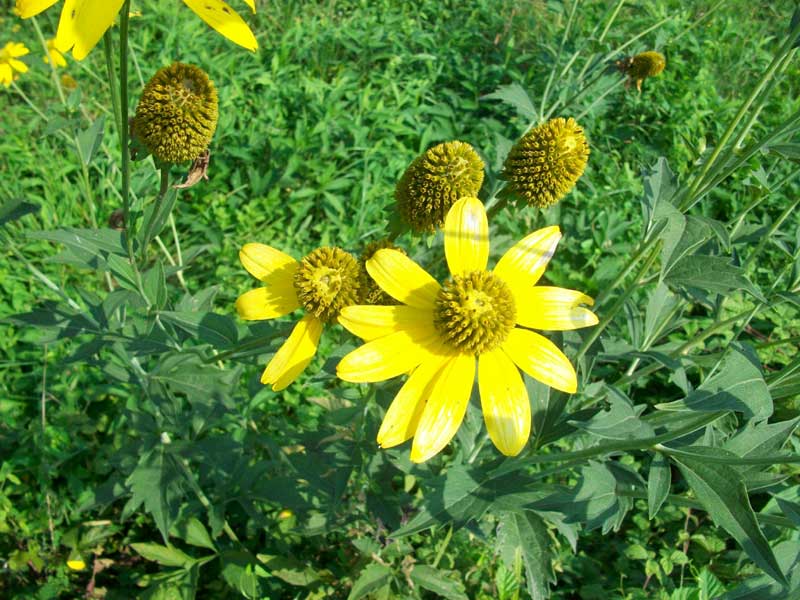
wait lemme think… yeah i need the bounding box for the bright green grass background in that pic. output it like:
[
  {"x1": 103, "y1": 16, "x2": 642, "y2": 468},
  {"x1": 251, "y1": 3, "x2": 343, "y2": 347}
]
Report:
[{"x1": 1, "y1": 0, "x2": 799, "y2": 598}]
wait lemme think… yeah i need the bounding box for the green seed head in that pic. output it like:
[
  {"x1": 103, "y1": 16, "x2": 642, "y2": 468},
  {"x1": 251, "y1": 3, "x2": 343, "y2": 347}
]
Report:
[
  {"x1": 502, "y1": 117, "x2": 589, "y2": 209},
  {"x1": 629, "y1": 51, "x2": 666, "y2": 79},
  {"x1": 359, "y1": 240, "x2": 405, "y2": 305},
  {"x1": 395, "y1": 141, "x2": 485, "y2": 233},
  {"x1": 132, "y1": 62, "x2": 218, "y2": 164},
  {"x1": 294, "y1": 247, "x2": 362, "y2": 322},
  {"x1": 434, "y1": 271, "x2": 516, "y2": 354}
]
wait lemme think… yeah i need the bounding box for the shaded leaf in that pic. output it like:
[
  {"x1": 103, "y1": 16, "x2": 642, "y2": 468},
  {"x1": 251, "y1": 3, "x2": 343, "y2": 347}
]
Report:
[
  {"x1": 648, "y1": 453, "x2": 671, "y2": 519},
  {"x1": 409, "y1": 565, "x2": 469, "y2": 600},
  {"x1": 496, "y1": 511, "x2": 555, "y2": 600}
]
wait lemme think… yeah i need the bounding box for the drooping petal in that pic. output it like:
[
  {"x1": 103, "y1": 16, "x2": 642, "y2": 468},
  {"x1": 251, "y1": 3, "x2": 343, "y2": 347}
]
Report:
[
  {"x1": 235, "y1": 282, "x2": 300, "y2": 320},
  {"x1": 377, "y1": 354, "x2": 453, "y2": 449},
  {"x1": 338, "y1": 305, "x2": 433, "y2": 342},
  {"x1": 366, "y1": 249, "x2": 440, "y2": 310},
  {"x1": 515, "y1": 286, "x2": 598, "y2": 331},
  {"x1": 183, "y1": 0, "x2": 258, "y2": 51},
  {"x1": 444, "y1": 196, "x2": 489, "y2": 276},
  {"x1": 56, "y1": 0, "x2": 125, "y2": 60},
  {"x1": 337, "y1": 326, "x2": 443, "y2": 383},
  {"x1": 502, "y1": 328, "x2": 577, "y2": 394},
  {"x1": 8, "y1": 59, "x2": 28, "y2": 74},
  {"x1": 410, "y1": 353, "x2": 476, "y2": 463},
  {"x1": 494, "y1": 226, "x2": 561, "y2": 296},
  {"x1": 0, "y1": 64, "x2": 13, "y2": 87},
  {"x1": 261, "y1": 314, "x2": 323, "y2": 391},
  {"x1": 15, "y1": 0, "x2": 59, "y2": 18},
  {"x1": 478, "y1": 349, "x2": 530, "y2": 456},
  {"x1": 239, "y1": 243, "x2": 298, "y2": 282}
]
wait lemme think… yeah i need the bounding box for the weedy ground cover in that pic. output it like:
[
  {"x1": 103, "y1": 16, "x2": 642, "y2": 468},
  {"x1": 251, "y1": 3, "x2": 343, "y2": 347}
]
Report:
[{"x1": 1, "y1": 0, "x2": 799, "y2": 598}]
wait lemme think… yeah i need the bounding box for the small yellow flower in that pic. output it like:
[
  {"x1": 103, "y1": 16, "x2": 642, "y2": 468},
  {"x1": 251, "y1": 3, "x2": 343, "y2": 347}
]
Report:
[
  {"x1": 236, "y1": 244, "x2": 362, "y2": 391},
  {"x1": 337, "y1": 197, "x2": 597, "y2": 463},
  {"x1": 503, "y1": 117, "x2": 590, "y2": 209},
  {"x1": 0, "y1": 41, "x2": 29, "y2": 87},
  {"x1": 15, "y1": 0, "x2": 258, "y2": 61},
  {"x1": 66, "y1": 558, "x2": 86, "y2": 571},
  {"x1": 43, "y1": 38, "x2": 66, "y2": 68}
]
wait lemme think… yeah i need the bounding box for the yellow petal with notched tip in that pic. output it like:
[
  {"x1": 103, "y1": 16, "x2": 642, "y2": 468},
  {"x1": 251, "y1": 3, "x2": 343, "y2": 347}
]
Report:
[
  {"x1": 235, "y1": 282, "x2": 299, "y2": 321},
  {"x1": 410, "y1": 353, "x2": 475, "y2": 463},
  {"x1": 377, "y1": 353, "x2": 453, "y2": 448},
  {"x1": 239, "y1": 243, "x2": 298, "y2": 283},
  {"x1": 444, "y1": 196, "x2": 489, "y2": 276},
  {"x1": 261, "y1": 314, "x2": 323, "y2": 391},
  {"x1": 337, "y1": 325, "x2": 441, "y2": 383},
  {"x1": 366, "y1": 249, "x2": 439, "y2": 310},
  {"x1": 56, "y1": 0, "x2": 125, "y2": 60},
  {"x1": 183, "y1": 0, "x2": 258, "y2": 51},
  {"x1": 494, "y1": 226, "x2": 561, "y2": 295},
  {"x1": 337, "y1": 305, "x2": 433, "y2": 342},
  {"x1": 502, "y1": 328, "x2": 577, "y2": 394},
  {"x1": 478, "y1": 348, "x2": 530, "y2": 456},
  {"x1": 515, "y1": 286, "x2": 598, "y2": 331},
  {"x1": 15, "y1": 0, "x2": 59, "y2": 18}
]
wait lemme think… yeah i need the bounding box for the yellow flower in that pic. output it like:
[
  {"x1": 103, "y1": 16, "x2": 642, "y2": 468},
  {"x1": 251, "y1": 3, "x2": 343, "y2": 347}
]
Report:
[
  {"x1": 0, "y1": 41, "x2": 29, "y2": 87},
  {"x1": 336, "y1": 197, "x2": 598, "y2": 463},
  {"x1": 236, "y1": 244, "x2": 362, "y2": 391},
  {"x1": 15, "y1": 0, "x2": 258, "y2": 61},
  {"x1": 66, "y1": 558, "x2": 86, "y2": 571},
  {"x1": 43, "y1": 38, "x2": 66, "y2": 68}
]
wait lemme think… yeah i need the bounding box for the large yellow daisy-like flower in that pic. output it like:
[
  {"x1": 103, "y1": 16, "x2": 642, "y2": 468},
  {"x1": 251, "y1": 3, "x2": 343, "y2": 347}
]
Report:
[
  {"x1": 337, "y1": 197, "x2": 598, "y2": 463},
  {"x1": 15, "y1": 0, "x2": 257, "y2": 60},
  {"x1": 236, "y1": 243, "x2": 362, "y2": 392},
  {"x1": 1, "y1": 41, "x2": 30, "y2": 87}
]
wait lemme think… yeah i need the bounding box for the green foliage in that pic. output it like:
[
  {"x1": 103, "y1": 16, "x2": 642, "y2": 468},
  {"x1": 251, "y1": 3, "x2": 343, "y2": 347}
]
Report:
[{"x1": 1, "y1": 0, "x2": 799, "y2": 599}]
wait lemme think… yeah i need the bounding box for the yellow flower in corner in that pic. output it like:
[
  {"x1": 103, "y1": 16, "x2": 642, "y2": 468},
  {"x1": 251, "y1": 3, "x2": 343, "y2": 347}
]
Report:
[
  {"x1": 236, "y1": 244, "x2": 362, "y2": 391},
  {"x1": 0, "y1": 41, "x2": 29, "y2": 87},
  {"x1": 15, "y1": 0, "x2": 258, "y2": 61},
  {"x1": 337, "y1": 197, "x2": 598, "y2": 463}
]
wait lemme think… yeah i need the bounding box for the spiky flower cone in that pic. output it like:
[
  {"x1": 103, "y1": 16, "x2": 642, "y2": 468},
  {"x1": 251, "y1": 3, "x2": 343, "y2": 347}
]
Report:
[
  {"x1": 395, "y1": 141, "x2": 485, "y2": 232},
  {"x1": 132, "y1": 62, "x2": 218, "y2": 164},
  {"x1": 502, "y1": 117, "x2": 589, "y2": 209}
]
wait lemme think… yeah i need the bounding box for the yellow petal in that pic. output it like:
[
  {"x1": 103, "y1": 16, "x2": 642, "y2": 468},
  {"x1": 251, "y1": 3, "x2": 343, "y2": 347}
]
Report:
[
  {"x1": 516, "y1": 286, "x2": 598, "y2": 331},
  {"x1": 410, "y1": 353, "x2": 475, "y2": 463},
  {"x1": 235, "y1": 282, "x2": 300, "y2": 320},
  {"x1": 241, "y1": 0, "x2": 255, "y2": 12},
  {"x1": 239, "y1": 243, "x2": 298, "y2": 283},
  {"x1": 183, "y1": 0, "x2": 258, "y2": 51},
  {"x1": 444, "y1": 196, "x2": 489, "y2": 276},
  {"x1": 261, "y1": 314, "x2": 323, "y2": 391},
  {"x1": 55, "y1": 0, "x2": 125, "y2": 60},
  {"x1": 8, "y1": 59, "x2": 28, "y2": 74},
  {"x1": 0, "y1": 64, "x2": 12, "y2": 87},
  {"x1": 15, "y1": 0, "x2": 59, "y2": 19},
  {"x1": 502, "y1": 328, "x2": 577, "y2": 394},
  {"x1": 478, "y1": 349, "x2": 530, "y2": 456},
  {"x1": 377, "y1": 354, "x2": 453, "y2": 448},
  {"x1": 66, "y1": 559, "x2": 86, "y2": 571},
  {"x1": 337, "y1": 326, "x2": 443, "y2": 383},
  {"x1": 337, "y1": 305, "x2": 433, "y2": 342},
  {"x1": 366, "y1": 249, "x2": 439, "y2": 310},
  {"x1": 494, "y1": 226, "x2": 561, "y2": 295},
  {"x1": 5, "y1": 42, "x2": 30, "y2": 58}
]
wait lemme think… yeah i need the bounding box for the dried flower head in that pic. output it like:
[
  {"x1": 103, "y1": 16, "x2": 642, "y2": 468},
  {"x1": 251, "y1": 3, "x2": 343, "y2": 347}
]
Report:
[
  {"x1": 502, "y1": 117, "x2": 589, "y2": 209},
  {"x1": 395, "y1": 141, "x2": 485, "y2": 232},
  {"x1": 132, "y1": 62, "x2": 218, "y2": 164}
]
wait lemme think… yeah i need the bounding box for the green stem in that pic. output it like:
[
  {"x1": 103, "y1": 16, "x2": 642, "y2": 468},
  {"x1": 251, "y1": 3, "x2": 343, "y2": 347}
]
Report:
[
  {"x1": 539, "y1": 0, "x2": 579, "y2": 121},
  {"x1": 654, "y1": 444, "x2": 800, "y2": 466},
  {"x1": 31, "y1": 17, "x2": 66, "y2": 105},
  {"x1": 574, "y1": 242, "x2": 660, "y2": 363},
  {"x1": 743, "y1": 196, "x2": 800, "y2": 271},
  {"x1": 119, "y1": 1, "x2": 134, "y2": 263},
  {"x1": 575, "y1": 78, "x2": 624, "y2": 121},
  {"x1": 103, "y1": 32, "x2": 122, "y2": 136}
]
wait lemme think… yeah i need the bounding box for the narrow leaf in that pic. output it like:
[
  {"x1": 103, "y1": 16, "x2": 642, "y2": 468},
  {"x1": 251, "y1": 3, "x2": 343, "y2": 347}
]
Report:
[{"x1": 648, "y1": 453, "x2": 671, "y2": 519}]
